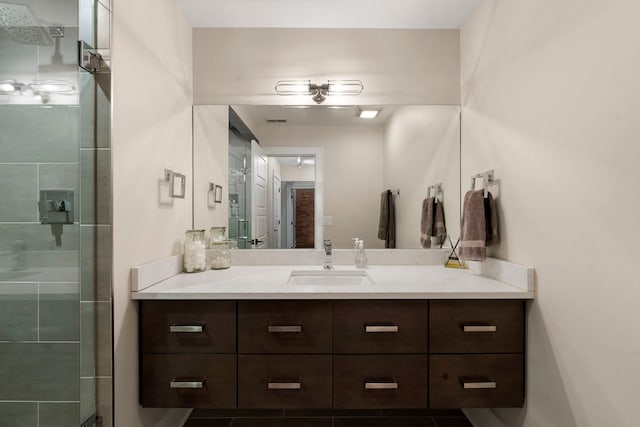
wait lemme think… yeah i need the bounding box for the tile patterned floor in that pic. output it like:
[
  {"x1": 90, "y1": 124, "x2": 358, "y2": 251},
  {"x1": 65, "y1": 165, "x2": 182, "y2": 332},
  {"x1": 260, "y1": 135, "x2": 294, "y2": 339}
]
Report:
[{"x1": 184, "y1": 409, "x2": 473, "y2": 427}]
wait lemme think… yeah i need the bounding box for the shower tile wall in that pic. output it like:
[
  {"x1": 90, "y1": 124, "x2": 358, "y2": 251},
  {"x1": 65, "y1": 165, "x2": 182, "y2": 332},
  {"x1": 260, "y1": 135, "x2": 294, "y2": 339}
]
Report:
[
  {"x1": 0, "y1": 0, "x2": 113, "y2": 423},
  {"x1": 0, "y1": 104, "x2": 82, "y2": 424}
]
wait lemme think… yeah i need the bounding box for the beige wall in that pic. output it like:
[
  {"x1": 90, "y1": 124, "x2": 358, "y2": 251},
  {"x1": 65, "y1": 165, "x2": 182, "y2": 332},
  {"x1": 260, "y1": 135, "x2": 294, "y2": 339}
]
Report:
[
  {"x1": 193, "y1": 105, "x2": 229, "y2": 230},
  {"x1": 279, "y1": 164, "x2": 315, "y2": 182},
  {"x1": 193, "y1": 28, "x2": 460, "y2": 105},
  {"x1": 259, "y1": 125, "x2": 385, "y2": 249},
  {"x1": 112, "y1": 0, "x2": 193, "y2": 425},
  {"x1": 461, "y1": 0, "x2": 640, "y2": 426},
  {"x1": 383, "y1": 105, "x2": 461, "y2": 248}
]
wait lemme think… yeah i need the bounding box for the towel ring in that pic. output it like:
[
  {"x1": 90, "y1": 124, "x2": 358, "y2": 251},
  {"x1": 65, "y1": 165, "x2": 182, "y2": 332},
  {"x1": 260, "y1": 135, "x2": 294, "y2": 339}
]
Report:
[
  {"x1": 427, "y1": 183, "x2": 443, "y2": 202},
  {"x1": 470, "y1": 170, "x2": 495, "y2": 198}
]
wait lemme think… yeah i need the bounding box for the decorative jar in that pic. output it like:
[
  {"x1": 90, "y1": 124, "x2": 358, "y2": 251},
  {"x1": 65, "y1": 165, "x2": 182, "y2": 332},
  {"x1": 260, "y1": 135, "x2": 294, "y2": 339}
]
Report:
[
  {"x1": 183, "y1": 229, "x2": 206, "y2": 273},
  {"x1": 210, "y1": 242, "x2": 231, "y2": 270},
  {"x1": 209, "y1": 226, "x2": 226, "y2": 247}
]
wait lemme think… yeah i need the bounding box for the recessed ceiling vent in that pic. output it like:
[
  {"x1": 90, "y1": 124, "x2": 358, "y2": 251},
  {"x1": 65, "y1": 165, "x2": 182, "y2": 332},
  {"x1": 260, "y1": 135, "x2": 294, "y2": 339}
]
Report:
[{"x1": 266, "y1": 119, "x2": 287, "y2": 123}]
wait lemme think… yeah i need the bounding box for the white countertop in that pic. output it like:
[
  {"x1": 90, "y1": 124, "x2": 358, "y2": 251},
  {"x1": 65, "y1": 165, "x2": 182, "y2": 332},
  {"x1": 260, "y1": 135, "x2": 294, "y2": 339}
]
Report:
[{"x1": 131, "y1": 264, "x2": 535, "y2": 300}]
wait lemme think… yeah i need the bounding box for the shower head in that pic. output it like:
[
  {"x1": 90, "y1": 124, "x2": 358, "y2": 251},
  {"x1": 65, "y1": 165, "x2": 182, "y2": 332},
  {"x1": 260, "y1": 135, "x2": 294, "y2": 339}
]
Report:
[{"x1": 0, "y1": 3, "x2": 53, "y2": 46}]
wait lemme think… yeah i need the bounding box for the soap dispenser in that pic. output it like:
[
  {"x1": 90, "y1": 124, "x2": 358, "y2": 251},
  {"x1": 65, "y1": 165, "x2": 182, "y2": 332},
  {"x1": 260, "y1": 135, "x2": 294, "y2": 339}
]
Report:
[{"x1": 355, "y1": 239, "x2": 368, "y2": 269}]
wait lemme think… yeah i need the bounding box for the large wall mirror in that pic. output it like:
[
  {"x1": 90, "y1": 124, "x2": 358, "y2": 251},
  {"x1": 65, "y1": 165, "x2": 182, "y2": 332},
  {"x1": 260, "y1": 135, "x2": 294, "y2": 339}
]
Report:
[{"x1": 193, "y1": 104, "x2": 460, "y2": 250}]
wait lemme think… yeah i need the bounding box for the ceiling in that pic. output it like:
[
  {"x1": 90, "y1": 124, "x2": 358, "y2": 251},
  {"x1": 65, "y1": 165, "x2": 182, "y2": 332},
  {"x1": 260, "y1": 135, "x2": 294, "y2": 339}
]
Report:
[{"x1": 177, "y1": 0, "x2": 479, "y2": 29}]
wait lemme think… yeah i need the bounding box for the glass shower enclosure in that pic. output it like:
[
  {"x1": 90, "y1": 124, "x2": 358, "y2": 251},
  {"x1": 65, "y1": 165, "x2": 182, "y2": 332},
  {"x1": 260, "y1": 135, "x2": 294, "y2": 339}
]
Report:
[
  {"x1": 0, "y1": 0, "x2": 112, "y2": 425},
  {"x1": 228, "y1": 128, "x2": 252, "y2": 249}
]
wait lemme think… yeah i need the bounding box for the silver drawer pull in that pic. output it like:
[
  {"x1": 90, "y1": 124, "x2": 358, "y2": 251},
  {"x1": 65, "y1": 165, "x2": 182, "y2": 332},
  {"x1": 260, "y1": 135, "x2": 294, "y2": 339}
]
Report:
[
  {"x1": 268, "y1": 325, "x2": 302, "y2": 333},
  {"x1": 169, "y1": 325, "x2": 204, "y2": 333},
  {"x1": 170, "y1": 380, "x2": 205, "y2": 389},
  {"x1": 463, "y1": 325, "x2": 497, "y2": 333},
  {"x1": 268, "y1": 381, "x2": 301, "y2": 390},
  {"x1": 463, "y1": 381, "x2": 497, "y2": 389},
  {"x1": 365, "y1": 381, "x2": 398, "y2": 390},
  {"x1": 365, "y1": 325, "x2": 399, "y2": 333}
]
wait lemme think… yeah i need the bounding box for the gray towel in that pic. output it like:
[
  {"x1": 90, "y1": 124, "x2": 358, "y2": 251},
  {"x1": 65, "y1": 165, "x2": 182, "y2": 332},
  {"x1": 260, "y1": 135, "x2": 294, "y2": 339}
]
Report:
[
  {"x1": 484, "y1": 192, "x2": 499, "y2": 246},
  {"x1": 420, "y1": 197, "x2": 435, "y2": 248},
  {"x1": 459, "y1": 190, "x2": 498, "y2": 261},
  {"x1": 378, "y1": 190, "x2": 389, "y2": 241},
  {"x1": 433, "y1": 199, "x2": 447, "y2": 245},
  {"x1": 378, "y1": 190, "x2": 396, "y2": 248},
  {"x1": 421, "y1": 197, "x2": 447, "y2": 248},
  {"x1": 388, "y1": 191, "x2": 396, "y2": 248}
]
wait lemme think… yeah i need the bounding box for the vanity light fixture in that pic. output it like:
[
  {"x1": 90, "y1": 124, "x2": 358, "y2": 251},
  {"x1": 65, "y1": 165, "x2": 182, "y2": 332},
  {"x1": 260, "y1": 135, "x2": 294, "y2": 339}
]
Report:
[
  {"x1": 275, "y1": 80, "x2": 364, "y2": 104},
  {"x1": 0, "y1": 79, "x2": 29, "y2": 94},
  {"x1": 29, "y1": 80, "x2": 74, "y2": 94},
  {"x1": 0, "y1": 80, "x2": 17, "y2": 93}
]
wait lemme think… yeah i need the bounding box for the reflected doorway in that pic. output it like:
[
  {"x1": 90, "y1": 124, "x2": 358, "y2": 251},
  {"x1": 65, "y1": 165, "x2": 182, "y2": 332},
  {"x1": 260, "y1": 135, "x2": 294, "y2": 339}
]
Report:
[{"x1": 282, "y1": 184, "x2": 315, "y2": 248}]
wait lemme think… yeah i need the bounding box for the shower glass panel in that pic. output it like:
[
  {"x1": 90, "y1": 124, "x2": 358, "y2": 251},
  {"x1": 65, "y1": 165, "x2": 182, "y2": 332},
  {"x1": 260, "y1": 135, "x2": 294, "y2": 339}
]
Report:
[
  {"x1": 228, "y1": 130, "x2": 252, "y2": 249},
  {"x1": 0, "y1": 0, "x2": 111, "y2": 425}
]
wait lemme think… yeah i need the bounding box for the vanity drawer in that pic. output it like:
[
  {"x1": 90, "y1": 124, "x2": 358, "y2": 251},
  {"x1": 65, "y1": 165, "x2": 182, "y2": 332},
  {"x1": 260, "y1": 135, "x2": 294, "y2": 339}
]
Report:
[
  {"x1": 429, "y1": 300, "x2": 524, "y2": 354},
  {"x1": 140, "y1": 301, "x2": 236, "y2": 354},
  {"x1": 141, "y1": 354, "x2": 236, "y2": 408},
  {"x1": 429, "y1": 354, "x2": 524, "y2": 408},
  {"x1": 238, "y1": 355, "x2": 332, "y2": 408},
  {"x1": 333, "y1": 300, "x2": 428, "y2": 354},
  {"x1": 238, "y1": 301, "x2": 332, "y2": 353},
  {"x1": 333, "y1": 355, "x2": 428, "y2": 408}
]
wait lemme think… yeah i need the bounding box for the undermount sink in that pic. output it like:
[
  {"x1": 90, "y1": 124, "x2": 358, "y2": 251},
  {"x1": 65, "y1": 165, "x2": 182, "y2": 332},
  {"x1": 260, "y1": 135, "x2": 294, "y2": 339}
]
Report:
[{"x1": 288, "y1": 269, "x2": 373, "y2": 286}]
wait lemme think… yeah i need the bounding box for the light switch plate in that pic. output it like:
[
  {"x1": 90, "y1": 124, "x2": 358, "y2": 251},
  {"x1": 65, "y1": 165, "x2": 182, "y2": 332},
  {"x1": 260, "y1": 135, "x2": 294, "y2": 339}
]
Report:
[{"x1": 323, "y1": 216, "x2": 333, "y2": 226}]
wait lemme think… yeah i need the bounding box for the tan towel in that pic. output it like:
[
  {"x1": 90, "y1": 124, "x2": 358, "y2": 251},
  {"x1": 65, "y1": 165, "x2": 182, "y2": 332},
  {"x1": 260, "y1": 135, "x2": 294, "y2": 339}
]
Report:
[
  {"x1": 378, "y1": 190, "x2": 396, "y2": 248},
  {"x1": 459, "y1": 189, "x2": 498, "y2": 261},
  {"x1": 420, "y1": 197, "x2": 435, "y2": 248}
]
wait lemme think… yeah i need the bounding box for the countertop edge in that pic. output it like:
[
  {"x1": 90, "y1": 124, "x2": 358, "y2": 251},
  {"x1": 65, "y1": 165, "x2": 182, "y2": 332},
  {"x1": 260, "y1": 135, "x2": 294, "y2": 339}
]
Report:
[{"x1": 131, "y1": 291, "x2": 535, "y2": 300}]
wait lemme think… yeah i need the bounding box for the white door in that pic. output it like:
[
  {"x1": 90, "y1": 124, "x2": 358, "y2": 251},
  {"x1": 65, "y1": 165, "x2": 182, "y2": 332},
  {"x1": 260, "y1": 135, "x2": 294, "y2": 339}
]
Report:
[
  {"x1": 251, "y1": 140, "x2": 268, "y2": 249},
  {"x1": 272, "y1": 172, "x2": 282, "y2": 248}
]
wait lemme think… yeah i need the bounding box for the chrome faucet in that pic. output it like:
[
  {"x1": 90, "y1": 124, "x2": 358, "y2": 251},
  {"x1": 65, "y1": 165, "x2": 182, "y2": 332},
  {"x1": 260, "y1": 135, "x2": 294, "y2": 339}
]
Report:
[{"x1": 323, "y1": 239, "x2": 332, "y2": 270}]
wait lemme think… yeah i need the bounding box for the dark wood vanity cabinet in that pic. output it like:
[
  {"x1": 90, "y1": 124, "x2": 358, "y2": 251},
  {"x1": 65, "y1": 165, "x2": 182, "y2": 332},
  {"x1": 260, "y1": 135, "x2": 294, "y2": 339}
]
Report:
[
  {"x1": 139, "y1": 301, "x2": 237, "y2": 408},
  {"x1": 429, "y1": 300, "x2": 525, "y2": 408},
  {"x1": 237, "y1": 301, "x2": 333, "y2": 408},
  {"x1": 332, "y1": 301, "x2": 429, "y2": 409},
  {"x1": 139, "y1": 299, "x2": 525, "y2": 409}
]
